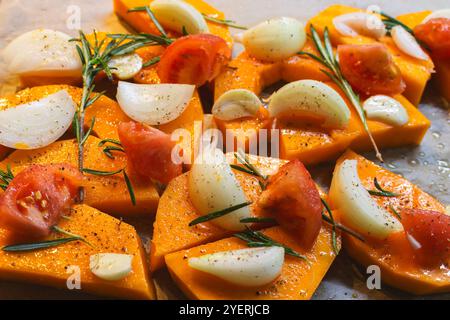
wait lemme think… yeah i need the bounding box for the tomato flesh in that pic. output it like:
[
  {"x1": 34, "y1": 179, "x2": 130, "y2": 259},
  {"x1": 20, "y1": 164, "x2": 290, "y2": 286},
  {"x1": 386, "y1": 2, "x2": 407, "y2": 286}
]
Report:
[
  {"x1": 118, "y1": 121, "x2": 182, "y2": 184},
  {"x1": 157, "y1": 34, "x2": 231, "y2": 86},
  {"x1": 258, "y1": 160, "x2": 322, "y2": 249},
  {"x1": 337, "y1": 43, "x2": 405, "y2": 96},
  {"x1": 0, "y1": 164, "x2": 82, "y2": 238},
  {"x1": 401, "y1": 209, "x2": 450, "y2": 267},
  {"x1": 414, "y1": 18, "x2": 450, "y2": 60}
]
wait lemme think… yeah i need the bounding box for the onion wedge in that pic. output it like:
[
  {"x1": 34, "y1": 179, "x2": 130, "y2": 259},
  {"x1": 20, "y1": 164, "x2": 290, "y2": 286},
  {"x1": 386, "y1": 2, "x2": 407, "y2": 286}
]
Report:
[
  {"x1": 333, "y1": 12, "x2": 386, "y2": 39},
  {"x1": 391, "y1": 26, "x2": 428, "y2": 61}
]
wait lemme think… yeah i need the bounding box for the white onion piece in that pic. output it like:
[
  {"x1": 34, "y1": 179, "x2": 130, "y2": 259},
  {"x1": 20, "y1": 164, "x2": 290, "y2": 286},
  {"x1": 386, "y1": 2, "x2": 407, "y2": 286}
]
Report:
[
  {"x1": 422, "y1": 9, "x2": 450, "y2": 23},
  {"x1": 89, "y1": 253, "x2": 133, "y2": 281},
  {"x1": 363, "y1": 95, "x2": 409, "y2": 127},
  {"x1": 2, "y1": 29, "x2": 81, "y2": 77},
  {"x1": 188, "y1": 246, "x2": 284, "y2": 286},
  {"x1": 0, "y1": 90, "x2": 76, "y2": 149},
  {"x1": 333, "y1": 12, "x2": 386, "y2": 39},
  {"x1": 116, "y1": 81, "x2": 194, "y2": 125},
  {"x1": 268, "y1": 80, "x2": 350, "y2": 129},
  {"x1": 150, "y1": 0, "x2": 208, "y2": 34},
  {"x1": 212, "y1": 89, "x2": 261, "y2": 121},
  {"x1": 243, "y1": 17, "x2": 306, "y2": 62},
  {"x1": 108, "y1": 53, "x2": 143, "y2": 80},
  {"x1": 391, "y1": 26, "x2": 428, "y2": 61},
  {"x1": 188, "y1": 147, "x2": 251, "y2": 231},
  {"x1": 329, "y1": 160, "x2": 403, "y2": 239}
]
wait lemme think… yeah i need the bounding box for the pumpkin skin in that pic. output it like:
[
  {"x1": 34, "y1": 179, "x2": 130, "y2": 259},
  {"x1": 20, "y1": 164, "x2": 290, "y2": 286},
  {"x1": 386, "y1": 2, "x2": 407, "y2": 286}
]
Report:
[
  {"x1": 329, "y1": 150, "x2": 449, "y2": 295},
  {"x1": 0, "y1": 204, "x2": 154, "y2": 299}
]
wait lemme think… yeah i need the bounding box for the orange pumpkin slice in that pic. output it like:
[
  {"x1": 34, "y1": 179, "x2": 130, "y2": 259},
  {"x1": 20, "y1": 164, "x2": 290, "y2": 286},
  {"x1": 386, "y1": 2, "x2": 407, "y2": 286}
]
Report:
[
  {"x1": 308, "y1": 4, "x2": 434, "y2": 106},
  {"x1": 330, "y1": 150, "x2": 449, "y2": 295},
  {"x1": 0, "y1": 204, "x2": 154, "y2": 299},
  {"x1": 0, "y1": 137, "x2": 159, "y2": 217},
  {"x1": 165, "y1": 225, "x2": 338, "y2": 300}
]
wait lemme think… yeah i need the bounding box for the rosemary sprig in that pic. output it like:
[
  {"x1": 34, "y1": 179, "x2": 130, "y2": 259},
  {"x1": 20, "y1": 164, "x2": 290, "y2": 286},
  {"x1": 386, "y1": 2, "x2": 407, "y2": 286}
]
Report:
[
  {"x1": 0, "y1": 165, "x2": 14, "y2": 191},
  {"x1": 367, "y1": 177, "x2": 400, "y2": 197},
  {"x1": 240, "y1": 217, "x2": 276, "y2": 224},
  {"x1": 2, "y1": 237, "x2": 83, "y2": 252},
  {"x1": 321, "y1": 198, "x2": 339, "y2": 254},
  {"x1": 128, "y1": 6, "x2": 168, "y2": 38},
  {"x1": 189, "y1": 201, "x2": 252, "y2": 226},
  {"x1": 52, "y1": 226, "x2": 92, "y2": 247},
  {"x1": 98, "y1": 138, "x2": 122, "y2": 147},
  {"x1": 234, "y1": 150, "x2": 268, "y2": 190},
  {"x1": 389, "y1": 204, "x2": 401, "y2": 220},
  {"x1": 299, "y1": 25, "x2": 383, "y2": 162},
  {"x1": 102, "y1": 146, "x2": 125, "y2": 159},
  {"x1": 142, "y1": 56, "x2": 161, "y2": 68},
  {"x1": 202, "y1": 13, "x2": 248, "y2": 30},
  {"x1": 380, "y1": 12, "x2": 414, "y2": 35},
  {"x1": 123, "y1": 171, "x2": 136, "y2": 206},
  {"x1": 234, "y1": 227, "x2": 309, "y2": 262}
]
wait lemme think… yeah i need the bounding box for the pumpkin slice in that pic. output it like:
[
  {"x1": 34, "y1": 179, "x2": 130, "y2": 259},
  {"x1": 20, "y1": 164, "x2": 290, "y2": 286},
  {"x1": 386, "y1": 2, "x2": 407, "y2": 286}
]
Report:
[
  {"x1": 329, "y1": 150, "x2": 449, "y2": 295},
  {"x1": 307, "y1": 4, "x2": 434, "y2": 106},
  {"x1": 165, "y1": 226, "x2": 339, "y2": 300},
  {"x1": 0, "y1": 204, "x2": 154, "y2": 299},
  {"x1": 0, "y1": 137, "x2": 159, "y2": 217},
  {"x1": 150, "y1": 155, "x2": 288, "y2": 271},
  {"x1": 114, "y1": 0, "x2": 232, "y2": 47}
]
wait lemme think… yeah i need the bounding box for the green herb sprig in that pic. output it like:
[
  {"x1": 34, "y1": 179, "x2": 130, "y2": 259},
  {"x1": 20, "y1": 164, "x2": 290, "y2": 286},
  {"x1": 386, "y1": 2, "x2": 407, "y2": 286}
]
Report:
[
  {"x1": 389, "y1": 204, "x2": 401, "y2": 220},
  {"x1": 202, "y1": 13, "x2": 248, "y2": 30},
  {"x1": 234, "y1": 227, "x2": 309, "y2": 262},
  {"x1": 299, "y1": 25, "x2": 383, "y2": 162},
  {"x1": 233, "y1": 150, "x2": 268, "y2": 190},
  {"x1": 189, "y1": 201, "x2": 252, "y2": 226},
  {"x1": 380, "y1": 12, "x2": 414, "y2": 35},
  {"x1": 142, "y1": 56, "x2": 161, "y2": 68},
  {"x1": 240, "y1": 217, "x2": 276, "y2": 224},
  {"x1": 367, "y1": 177, "x2": 400, "y2": 197},
  {"x1": 0, "y1": 165, "x2": 14, "y2": 191}
]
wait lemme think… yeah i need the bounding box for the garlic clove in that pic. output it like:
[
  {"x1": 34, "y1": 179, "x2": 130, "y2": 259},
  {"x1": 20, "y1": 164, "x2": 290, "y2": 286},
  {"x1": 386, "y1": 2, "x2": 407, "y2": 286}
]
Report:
[
  {"x1": 188, "y1": 147, "x2": 251, "y2": 231},
  {"x1": 242, "y1": 17, "x2": 306, "y2": 62},
  {"x1": 150, "y1": 0, "x2": 209, "y2": 35},
  {"x1": 391, "y1": 26, "x2": 428, "y2": 61},
  {"x1": 108, "y1": 53, "x2": 143, "y2": 80},
  {"x1": 212, "y1": 89, "x2": 261, "y2": 121},
  {"x1": 268, "y1": 80, "x2": 350, "y2": 129},
  {"x1": 89, "y1": 253, "x2": 133, "y2": 281},
  {"x1": 116, "y1": 81, "x2": 195, "y2": 125},
  {"x1": 188, "y1": 246, "x2": 284, "y2": 286},
  {"x1": 329, "y1": 159, "x2": 403, "y2": 239},
  {"x1": 0, "y1": 90, "x2": 76, "y2": 149},
  {"x1": 333, "y1": 12, "x2": 386, "y2": 39},
  {"x1": 363, "y1": 95, "x2": 409, "y2": 126}
]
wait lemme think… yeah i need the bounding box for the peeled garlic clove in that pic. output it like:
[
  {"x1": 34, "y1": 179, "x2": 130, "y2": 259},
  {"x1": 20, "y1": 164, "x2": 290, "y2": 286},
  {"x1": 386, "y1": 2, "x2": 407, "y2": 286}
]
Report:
[
  {"x1": 150, "y1": 0, "x2": 209, "y2": 34},
  {"x1": 268, "y1": 80, "x2": 350, "y2": 129},
  {"x1": 422, "y1": 9, "x2": 450, "y2": 23},
  {"x1": 391, "y1": 26, "x2": 428, "y2": 61},
  {"x1": 188, "y1": 147, "x2": 251, "y2": 231},
  {"x1": 243, "y1": 17, "x2": 306, "y2": 62},
  {"x1": 2, "y1": 29, "x2": 82, "y2": 77},
  {"x1": 0, "y1": 90, "x2": 76, "y2": 149},
  {"x1": 188, "y1": 246, "x2": 284, "y2": 286},
  {"x1": 333, "y1": 12, "x2": 386, "y2": 39},
  {"x1": 363, "y1": 95, "x2": 409, "y2": 126},
  {"x1": 329, "y1": 159, "x2": 403, "y2": 239},
  {"x1": 212, "y1": 89, "x2": 261, "y2": 121},
  {"x1": 116, "y1": 81, "x2": 195, "y2": 125},
  {"x1": 108, "y1": 53, "x2": 143, "y2": 80},
  {"x1": 89, "y1": 253, "x2": 133, "y2": 281}
]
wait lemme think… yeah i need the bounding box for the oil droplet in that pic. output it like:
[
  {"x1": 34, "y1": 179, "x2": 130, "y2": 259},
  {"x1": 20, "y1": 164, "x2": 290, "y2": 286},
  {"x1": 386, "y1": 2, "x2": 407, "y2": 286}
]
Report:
[
  {"x1": 432, "y1": 131, "x2": 441, "y2": 139},
  {"x1": 423, "y1": 160, "x2": 429, "y2": 166},
  {"x1": 387, "y1": 162, "x2": 397, "y2": 169},
  {"x1": 437, "y1": 143, "x2": 445, "y2": 149},
  {"x1": 408, "y1": 159, "x2": 420, "y2": 167},
  {"x1": 418, "y1": 151, "x2": 425, "y2": 157}
]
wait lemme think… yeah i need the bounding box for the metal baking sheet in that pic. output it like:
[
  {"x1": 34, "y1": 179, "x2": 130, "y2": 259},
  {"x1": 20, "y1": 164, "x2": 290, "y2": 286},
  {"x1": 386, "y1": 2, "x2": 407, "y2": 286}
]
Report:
[{"x1": 0, "y1": 0, "x2": 448, "y2": 300}]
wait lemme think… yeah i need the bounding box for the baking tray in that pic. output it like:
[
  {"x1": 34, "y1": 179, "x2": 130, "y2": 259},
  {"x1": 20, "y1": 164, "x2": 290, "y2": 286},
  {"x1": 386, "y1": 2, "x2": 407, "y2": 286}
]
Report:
[{"x1": 0, "y1": 0, "x2": 448, "y2": 300}]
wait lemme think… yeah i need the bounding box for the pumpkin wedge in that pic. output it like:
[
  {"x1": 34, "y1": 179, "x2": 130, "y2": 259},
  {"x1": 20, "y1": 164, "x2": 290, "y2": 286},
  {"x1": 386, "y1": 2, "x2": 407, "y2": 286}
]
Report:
[
  {"x1": 329, "y1": 150, "x2": 449, "y2": 295},
  {"x1": 165, "y1": 225, "x2": 339, "y2": 300},
  {"x1": 114, "y1": 0, "x2": 232, "y2": 47},
  {"x1": 0, "y1": 204, "x2": 154, "y2": 299},
  {"x1": 307, "y1": 4, "x2": 434, "y2": 106},
  {"x1": 0, "y1": 137, "x2": 159, "y2": 217}
]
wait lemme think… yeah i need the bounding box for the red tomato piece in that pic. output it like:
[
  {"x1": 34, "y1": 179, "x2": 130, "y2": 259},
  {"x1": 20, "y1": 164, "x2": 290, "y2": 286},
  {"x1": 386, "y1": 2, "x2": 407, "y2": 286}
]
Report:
[
  {"x1": 157, "y1": 34, "x2": 231, "y2": 86},
  {"x1": 401, "y1": 208, "x2": 450, "y2": 267},
  {"x1": 337, "y1": 43, "x2": 405, "y2": 96},
  {"x1": 118, "y1": 121, "x2": 182, "y2": 184},
  {"x1": 258, "y1": 160, "x2": 322, "y2": 249},
  {"x1": 0, "y1": 164, "x2": 82, "y2": 238},
  {"x1": 414, "y1": 18, "x2": 450, "y2": 60}
]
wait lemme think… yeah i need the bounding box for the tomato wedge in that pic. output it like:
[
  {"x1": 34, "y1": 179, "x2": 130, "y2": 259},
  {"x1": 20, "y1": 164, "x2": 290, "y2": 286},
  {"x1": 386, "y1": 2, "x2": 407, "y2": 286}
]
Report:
[
  {"x1": 401, "y1": 209, "x2": 450, "y2": 267},
  {"x1": 414, "y1": 18, "x2": 450, "y2": 60},
  {"x1": 258, "y1": 160, "x2": 322, "y2": 249},
  {"x1": 337, "y1": 43, "x2": 405, "y2": 96},
  {"x1": 157, "y1": 34, "x2": 231, "y2": 86},
  {"x1": 118, "y1": 121, "x2": 182, "y2": 184},
  {"x1": 0, "y1": 164, "x2": 82, "y2": 238}
]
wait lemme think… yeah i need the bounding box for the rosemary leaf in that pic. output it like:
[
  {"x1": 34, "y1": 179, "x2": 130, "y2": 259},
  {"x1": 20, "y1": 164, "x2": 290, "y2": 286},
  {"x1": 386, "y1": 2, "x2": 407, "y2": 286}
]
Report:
[
  {"x1": 142, "y1": 56, "x2": 161, "y2": 68},
  {"x1": 2, "y1": 237, "x2": 82, "y2": 252},
  {"x1": 202, "y1": 14, "x2": 248, "y2": 30},
  {"x1": 81, "y1": 116, "x2": 96, "y2": 146},
  {"x1": 240, "y1": 217, "x2": 276, "y2": 224},
  {"x1": 123, "y1": 170, "x2": 136, "y2": 206},
  {"x1": 82, "y1": 168, "x2": 124, "y2": 176},
  {"x1": 51, "y1": 226, "x2": 93, "y2": 247},
  {"x1": 321, "y1": 198, "x2": 339, "y2": 254},
  {"x1": 389, "y1": 205, "x2": 402, "y2": 220},
  {"x1": 129, "y1": 6, "x2": 168, "y2": 37},
  {"x1": 367, "y1": 177, "x2": 400, "y2": 197},
  {"x1": 230, "y1": 164, "x2": 255, "y2": 175},
  {"x1": 189, "y1": 201, "x2": 252, "y2": 226},
  {"x1": 98, "y1": 138, "x2": 122, "y2": 147}
]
